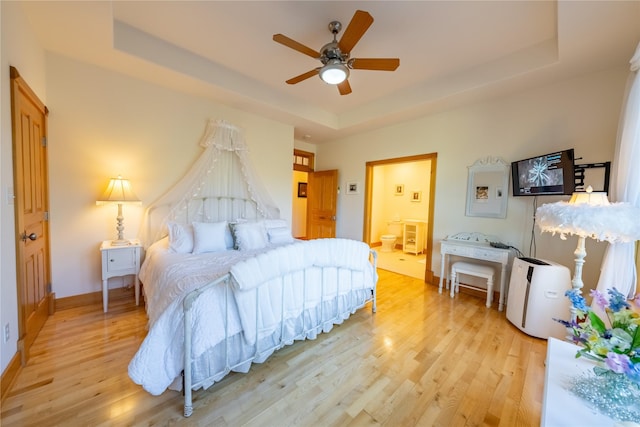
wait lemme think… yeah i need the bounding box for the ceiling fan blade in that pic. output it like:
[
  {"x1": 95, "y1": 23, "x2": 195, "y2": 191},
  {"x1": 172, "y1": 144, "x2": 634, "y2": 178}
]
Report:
[
  {"x1": 273, "y1": 34, "x2": 320, "y2": 59},
  {"x1": 338, "y1": 10, "x2": 374, "y2": 54},
  {"x1": 338, "y1": 80, "x2": 352, "y2": 95},
  {"x1": 350, "y1": 58, "x2": 400, "y2": 71},
  {"x1": 286, "y1": 69, "x2": 320, "y2": 85}
]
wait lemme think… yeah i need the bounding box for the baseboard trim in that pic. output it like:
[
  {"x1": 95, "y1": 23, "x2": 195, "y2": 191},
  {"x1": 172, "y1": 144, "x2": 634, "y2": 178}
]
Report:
[
  {"x1": 54, "y1": 291, "x2": 102, "y2": 311},
  {"x1": 55, "y1": 287, "x2": 138, "y2": 311},
  {"x1": 1, "y1": 351, "x2": 21, "y2": 403}
]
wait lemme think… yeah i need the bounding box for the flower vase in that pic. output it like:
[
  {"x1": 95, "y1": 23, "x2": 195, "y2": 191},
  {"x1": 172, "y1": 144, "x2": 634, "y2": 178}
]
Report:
[{"x1": 569, "y1": 365, "x2": 640, "y2": 422}]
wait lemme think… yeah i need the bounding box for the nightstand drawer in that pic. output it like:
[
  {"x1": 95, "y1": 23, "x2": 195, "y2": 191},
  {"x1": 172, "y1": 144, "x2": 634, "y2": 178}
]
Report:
[{"x1": 104, "y1": 249, "x2": 136, "y2": 272}]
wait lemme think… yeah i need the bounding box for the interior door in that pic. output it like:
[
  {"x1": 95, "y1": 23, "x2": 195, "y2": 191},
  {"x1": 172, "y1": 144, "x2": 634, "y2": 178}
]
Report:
[
  {"x1": 10, "y1": 66, "x2": 52, "y2": 365},
  {"x1": 306, "y1": 169, "x2": 338, "y2": 239}
]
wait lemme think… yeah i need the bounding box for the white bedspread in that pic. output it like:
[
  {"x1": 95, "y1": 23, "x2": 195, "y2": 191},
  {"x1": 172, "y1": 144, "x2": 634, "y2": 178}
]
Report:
[
  {"x1": 231, "y1": 238, "x2": 372, "y2": 344},
  {"x1": 128, "y1": 238, "x2": 376, "y2": 396}
]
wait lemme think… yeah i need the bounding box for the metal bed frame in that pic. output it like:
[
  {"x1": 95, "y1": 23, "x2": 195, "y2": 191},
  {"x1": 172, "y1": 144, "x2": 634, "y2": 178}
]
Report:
[
  {"x1": 181, "y1": 250, "x2": 378, "y2": 417},
  {"x1": 141, "y1": 196, "x2": 377, "y2": 416}
]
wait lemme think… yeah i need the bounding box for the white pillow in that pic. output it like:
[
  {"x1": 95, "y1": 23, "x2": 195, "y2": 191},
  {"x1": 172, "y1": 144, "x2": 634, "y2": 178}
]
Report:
[
  {"x1": 263, "y1": 219, "x2": 288, "y2": 230},
  {"x1": 232, "y1": 221, "x2": 269, "y2": 251},
  {"x1": 268, "y1": 226, "x2": 294, "y2": 244},
  {"x1": 192, "y1": 221, "x2": 229, "y2": 254},
  {"x1": 166, "y1": 222, "x2": 194, "y2": 253}
]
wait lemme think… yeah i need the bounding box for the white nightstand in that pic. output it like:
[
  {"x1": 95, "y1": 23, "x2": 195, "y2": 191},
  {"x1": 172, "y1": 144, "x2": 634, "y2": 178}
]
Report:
[{"x1": 100, "y1": 239, "x2": 141, "y2": 313}]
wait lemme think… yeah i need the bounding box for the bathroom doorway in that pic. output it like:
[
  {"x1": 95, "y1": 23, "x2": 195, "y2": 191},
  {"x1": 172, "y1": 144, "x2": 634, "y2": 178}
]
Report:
[{"x1": 363, "y1": 153, "x2": 437, "y2": 283}]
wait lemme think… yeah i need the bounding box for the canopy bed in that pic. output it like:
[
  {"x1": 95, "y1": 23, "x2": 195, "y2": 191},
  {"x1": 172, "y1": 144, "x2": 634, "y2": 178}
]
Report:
[{"x1": 127, "y1": 120, "x2": 378, "y2": 417}]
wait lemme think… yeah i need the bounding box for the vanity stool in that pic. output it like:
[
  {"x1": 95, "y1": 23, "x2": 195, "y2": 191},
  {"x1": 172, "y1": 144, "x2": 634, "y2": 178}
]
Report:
[{"x1": 451, "y1": 261, "x2": 495, "y2": 308}]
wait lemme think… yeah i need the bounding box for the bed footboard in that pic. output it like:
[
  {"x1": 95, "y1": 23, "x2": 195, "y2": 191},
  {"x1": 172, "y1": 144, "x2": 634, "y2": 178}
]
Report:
[{"x1": 182, "y1": 248, "x2": 378, "y2": 417}]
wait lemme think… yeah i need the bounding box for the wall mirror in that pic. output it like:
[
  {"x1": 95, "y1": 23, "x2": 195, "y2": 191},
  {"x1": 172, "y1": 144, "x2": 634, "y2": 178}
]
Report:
[{"x1": 465, "y1": 157, "x2": 509, "y2": 218}]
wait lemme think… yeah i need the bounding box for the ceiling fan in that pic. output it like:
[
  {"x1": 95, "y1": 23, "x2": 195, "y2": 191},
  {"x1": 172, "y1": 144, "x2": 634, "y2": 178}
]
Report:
[{"x1": 273, "y1": 10, "x2": 400, "y2": 95}]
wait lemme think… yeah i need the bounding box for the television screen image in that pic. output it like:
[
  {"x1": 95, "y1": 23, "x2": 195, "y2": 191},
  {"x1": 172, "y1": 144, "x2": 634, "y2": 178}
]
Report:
[{"x1": 511, "y1": 149, "x2": 575, "y2": 196}]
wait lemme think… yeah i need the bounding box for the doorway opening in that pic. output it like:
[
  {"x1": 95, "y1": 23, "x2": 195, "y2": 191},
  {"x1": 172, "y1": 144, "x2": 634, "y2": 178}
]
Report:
[
  {"x1": 292, "y1": 149, "x2": 314, "y2": 239},
  {"x1": 363, "y1": 153, "x2": 437, "y2": 283}
]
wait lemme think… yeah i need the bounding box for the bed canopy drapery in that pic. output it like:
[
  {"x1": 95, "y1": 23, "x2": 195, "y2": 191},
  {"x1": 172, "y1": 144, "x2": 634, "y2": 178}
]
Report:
[{"x1": 140, "y1": 119, "x2": 280, "y2": 247}]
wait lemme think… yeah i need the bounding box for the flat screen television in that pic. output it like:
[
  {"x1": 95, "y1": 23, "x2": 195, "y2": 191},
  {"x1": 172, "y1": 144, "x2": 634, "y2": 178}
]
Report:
[{"x1": 511, "y1": 149, "x2": 575, "y2": 196}]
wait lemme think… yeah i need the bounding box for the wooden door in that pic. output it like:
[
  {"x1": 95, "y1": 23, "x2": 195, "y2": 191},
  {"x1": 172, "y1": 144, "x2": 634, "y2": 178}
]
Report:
[
  {"x1": 10, "y1": 66, "x2": 52, "y2": 365},
  {"x1": 306, "y1": 170, "x2": 338, "y2": 239}
]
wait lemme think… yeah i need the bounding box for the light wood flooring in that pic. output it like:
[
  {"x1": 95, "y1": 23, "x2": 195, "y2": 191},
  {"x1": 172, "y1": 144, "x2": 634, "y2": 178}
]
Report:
[{"x1": 1, "y1": 270, "x2": 547, "y2": 426}]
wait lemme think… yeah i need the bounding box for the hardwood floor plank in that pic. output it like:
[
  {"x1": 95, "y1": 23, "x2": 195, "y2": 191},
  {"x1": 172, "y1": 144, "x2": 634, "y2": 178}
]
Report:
[{"x1": 1, "y1": 269, "x2": 546, "y2": 426}]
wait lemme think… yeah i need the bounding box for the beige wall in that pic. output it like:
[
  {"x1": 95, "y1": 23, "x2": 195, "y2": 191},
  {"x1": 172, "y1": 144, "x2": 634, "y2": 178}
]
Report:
[
  {"x1": 45, "y1": 53, "x2": 294, "y2": 300},
  {"x1": 316, "y1": 66, "x2": 629, "y2": 292}
]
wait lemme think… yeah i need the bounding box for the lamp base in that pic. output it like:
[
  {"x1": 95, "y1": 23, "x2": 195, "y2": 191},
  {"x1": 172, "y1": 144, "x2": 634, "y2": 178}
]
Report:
[{"x1": 110, "y1": 239, "x2": 131, "y2": 246}]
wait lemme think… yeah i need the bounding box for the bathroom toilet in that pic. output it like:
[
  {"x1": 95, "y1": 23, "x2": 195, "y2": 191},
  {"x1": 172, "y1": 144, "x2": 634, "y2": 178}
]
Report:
[
  {"x1": 380, "y1": 221, "x2": 403, "y2": 252},
  {"x1": 380, "y1": 235, "x2": 396, "y2": 252}
]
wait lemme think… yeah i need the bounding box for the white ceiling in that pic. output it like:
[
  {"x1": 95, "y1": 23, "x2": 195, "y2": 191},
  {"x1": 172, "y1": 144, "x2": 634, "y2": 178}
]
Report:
[{"x1": 20, "y1": 1, "x2": 640, "y2": 143}]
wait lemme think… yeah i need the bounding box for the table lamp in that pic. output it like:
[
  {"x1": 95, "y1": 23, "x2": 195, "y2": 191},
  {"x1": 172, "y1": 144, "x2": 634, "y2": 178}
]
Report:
[
  {"x1": 96, "y1": 175, "x2": 141, "y2": 245},
  {"x1": 536, "y1": 186, "x2": 640, "y2": 319}
]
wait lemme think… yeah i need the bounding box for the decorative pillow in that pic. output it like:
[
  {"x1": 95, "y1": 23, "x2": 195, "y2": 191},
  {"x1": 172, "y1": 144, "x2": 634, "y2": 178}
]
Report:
[
  {"x1": 228, "y1": 219, "x2": 248, "y2": 250},
  {"x1": 192, "y1": 221, "x2": 229, "y2": 254},
  {"x1": 267, "y1": 226, "x2": 294, "y2": 244},
  {"x1": 263, "y1": 219, "x2": 288, "y2": 231},
  {"x1": 166, "y1": 222, "x2": 194, "y2": 253},
  {"x1": 223, "y1": 225, "x2": 234, "y2": 250},
  {"x1": 231, "y1": 221, "x2": 269, "y2": 251}
]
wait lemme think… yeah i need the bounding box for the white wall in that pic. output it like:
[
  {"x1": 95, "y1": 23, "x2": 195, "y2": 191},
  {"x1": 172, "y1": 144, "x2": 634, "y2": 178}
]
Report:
[
  {"x1": 316, "y1": 66, "x2": 628, "y2": 293},
  {"x1": 1, "y1": 1, "x2": 48, "y2": 374},
  {"x1": 45, "y1": 53, "x2": 293, "y2": 300}
]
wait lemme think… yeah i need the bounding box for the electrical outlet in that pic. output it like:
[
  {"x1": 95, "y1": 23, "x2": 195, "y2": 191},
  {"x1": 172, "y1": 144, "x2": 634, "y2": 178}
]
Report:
[{"x1": 4, "y1": 323, "x2": 9, "y2": 343}]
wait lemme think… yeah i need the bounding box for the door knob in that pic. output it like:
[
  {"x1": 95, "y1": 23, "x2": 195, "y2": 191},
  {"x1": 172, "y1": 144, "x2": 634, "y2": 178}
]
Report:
[{"x1": 21, "y1": 231, "x2": 37, "y2": 242}]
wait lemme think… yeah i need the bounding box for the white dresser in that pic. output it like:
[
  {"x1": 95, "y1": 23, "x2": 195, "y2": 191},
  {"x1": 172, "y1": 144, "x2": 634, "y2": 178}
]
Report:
[
  {"x1": 439, "y1": 232, "x2": 512, "y2": 311},
  {"x1": 542, "y1": 338, "x2": 615, "y2": 426}
]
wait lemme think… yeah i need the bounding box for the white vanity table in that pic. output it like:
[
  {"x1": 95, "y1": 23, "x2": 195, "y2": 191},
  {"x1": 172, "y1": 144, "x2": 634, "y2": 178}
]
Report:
[{"x1": 438, "y1": 232, "x2": 512, "y2": 311}]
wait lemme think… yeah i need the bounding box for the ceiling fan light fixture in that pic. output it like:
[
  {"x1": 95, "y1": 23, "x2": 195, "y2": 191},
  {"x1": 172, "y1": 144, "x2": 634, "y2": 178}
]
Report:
[{"x1": 319, "y1": 60, "x2": 349, "y2": 84}]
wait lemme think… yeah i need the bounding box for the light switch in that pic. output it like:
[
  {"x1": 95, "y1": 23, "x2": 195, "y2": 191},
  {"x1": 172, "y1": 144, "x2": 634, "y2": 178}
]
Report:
[{"x1": 6, "y1": 186, "x2": 14, "y2": 205}]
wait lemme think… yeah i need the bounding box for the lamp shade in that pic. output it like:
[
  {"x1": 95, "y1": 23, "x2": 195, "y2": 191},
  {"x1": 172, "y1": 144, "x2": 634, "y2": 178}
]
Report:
[
  {"x1": 568, "y1": 191, "x2": 610, "y2": 206},
  {"x1": 536, "y1": 188, "x2": 640, "y2": 243},
  {"x1": 96, "y1": 176, "x2": 140, "y2": 205},
  {"x1": 319, "y1": 60, "x2": 349, "y2": 84}
]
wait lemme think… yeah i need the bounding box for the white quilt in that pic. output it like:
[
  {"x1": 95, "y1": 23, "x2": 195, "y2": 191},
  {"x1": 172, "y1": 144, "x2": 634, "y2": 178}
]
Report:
[{"x1": 128, "y1": 238, "x2": 376, "y2": 396}]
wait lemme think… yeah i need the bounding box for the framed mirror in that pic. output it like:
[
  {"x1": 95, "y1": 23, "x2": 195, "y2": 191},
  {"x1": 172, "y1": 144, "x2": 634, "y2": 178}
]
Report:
[{"x1": 465, "y1": 157, "x2": 509, "y2": 218}]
